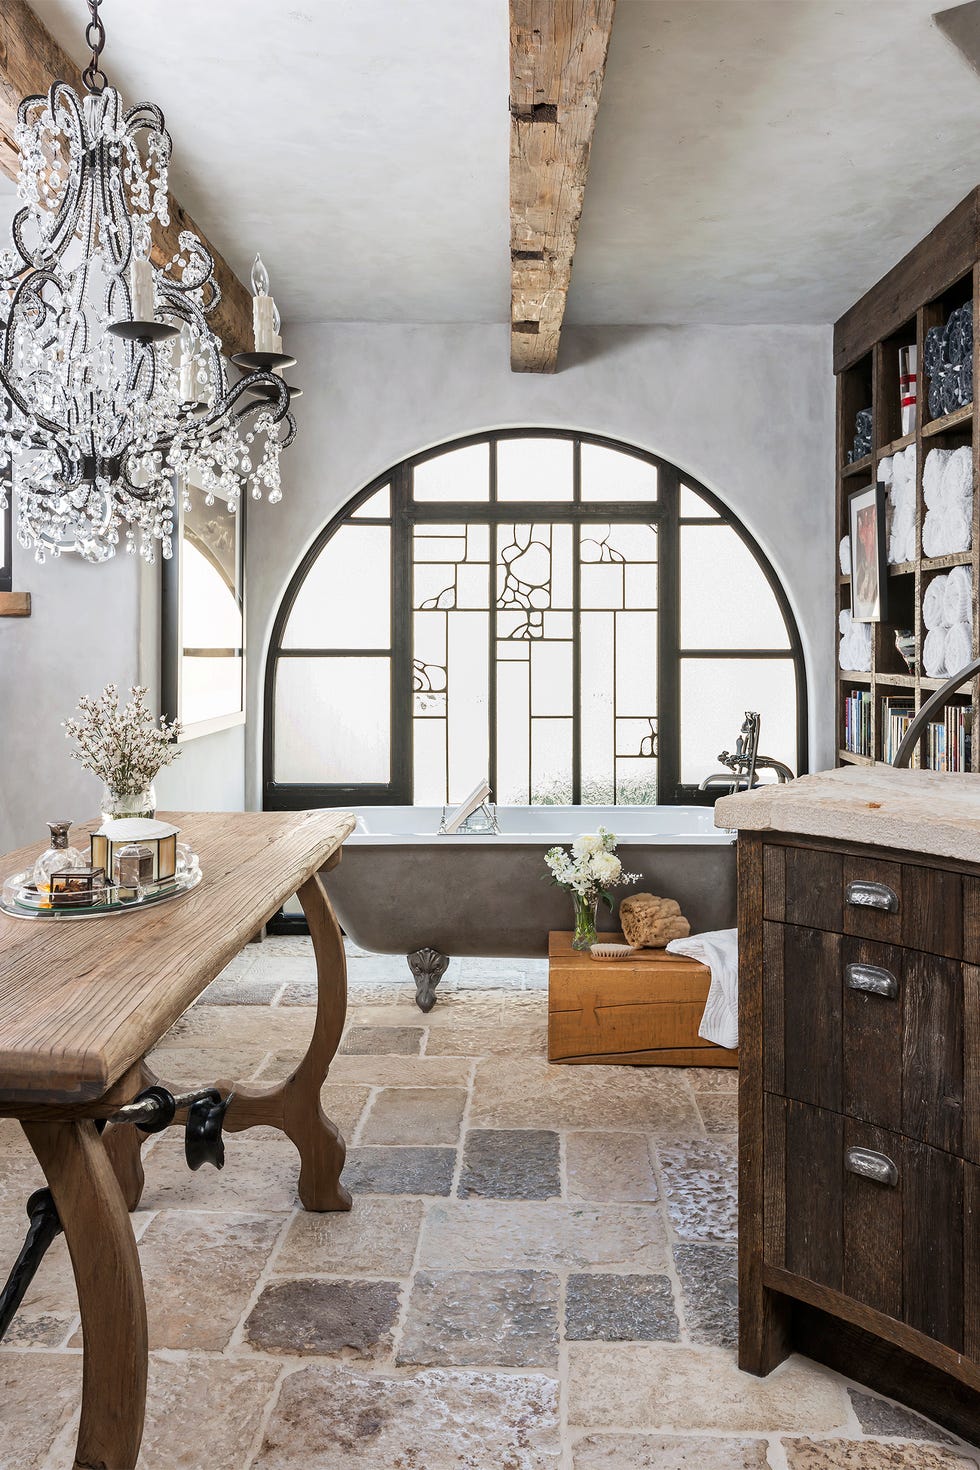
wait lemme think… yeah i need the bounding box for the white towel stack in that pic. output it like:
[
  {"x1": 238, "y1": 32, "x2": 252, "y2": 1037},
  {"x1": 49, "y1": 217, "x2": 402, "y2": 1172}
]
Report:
[
  {"x1": 838, "y1": 535, "x2": 851, "y2": 574},
  {"x1": 839, "y1": 608, "x2": 872, "y2": 672},
  {"x1": 922, "y1": 447, "x2": 973, "y2": 558},
  {"x1": 885, "y1": 446, "x2": 916, "y2": 564},
  {"x1": 922, "y1": 566, "x2": 974, "y2": 677}
]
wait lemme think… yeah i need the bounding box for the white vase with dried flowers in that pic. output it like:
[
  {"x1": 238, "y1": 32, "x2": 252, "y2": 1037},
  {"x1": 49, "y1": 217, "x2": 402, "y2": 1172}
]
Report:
[{"x1": 64, "y1": 684, "x2": 182, "y2": 824}]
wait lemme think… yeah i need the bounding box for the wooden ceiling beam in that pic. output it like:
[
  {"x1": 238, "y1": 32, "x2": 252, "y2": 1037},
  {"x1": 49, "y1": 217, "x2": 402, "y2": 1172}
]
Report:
[
  {"x1": 509, "y1": 0, "x2": 615, "y2": 373},
  {"x1": 0, "y1": 0, "x2": 253, "y2": 358}
]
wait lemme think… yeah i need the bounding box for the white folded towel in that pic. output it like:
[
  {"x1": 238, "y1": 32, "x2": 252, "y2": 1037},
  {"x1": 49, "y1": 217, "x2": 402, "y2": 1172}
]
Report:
[
  {"x1": 839, "y1": 535, "x2": 851, "y2": 574},
  {"x1": 943, "y1": 565, "x2": 973, "y2": 626},
  {"x1": 923, "y1": 574, "x2": 948, "y2": 629},
  {"x1": 839, "y1": 609, "x2": 872, "y2": 672},
  {"x1": 945, "y1": 502, "x2": 973, "y2": 554},
  {"x1": 945, "y1": 620, "x2": 973, "y2": 677},
  {"x1": 889, "y1": 507, "x2": 914, "y2": 565},
  {"x1": 666, "y1": 927, "x2": 739, "y2": 1050},
  {"x1": 923, "y1": 625, "x2": 948, "y2": 678},
  {"x1": 877, "y1": 456, "x2": 894, "y2": 486},
  {"x1": 923, "y1": 448, "x2": 951, "y2": 509},
  {"x1": 941, "y1": 446, "x2": 973, "y2": 507}
]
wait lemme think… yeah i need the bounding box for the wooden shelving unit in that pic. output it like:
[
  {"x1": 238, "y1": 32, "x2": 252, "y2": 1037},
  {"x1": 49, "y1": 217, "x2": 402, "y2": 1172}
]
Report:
[{"x1": 834, "y1": 188, "x2": 980, "y2": 771}]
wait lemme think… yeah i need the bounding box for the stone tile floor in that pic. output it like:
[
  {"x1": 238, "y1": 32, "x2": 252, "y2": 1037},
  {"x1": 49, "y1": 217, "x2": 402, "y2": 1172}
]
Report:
[{"x1": 0, "y1": 936, "x2": 976, "y2": 1469}]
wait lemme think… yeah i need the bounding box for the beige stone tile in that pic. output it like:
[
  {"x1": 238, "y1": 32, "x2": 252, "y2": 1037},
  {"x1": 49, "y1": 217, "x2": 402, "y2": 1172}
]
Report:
[
  {"x1": 0, "y1": 1355, "x2": 81, "y2": 1468},
  {"x1": 253, "y1": 1362, "x2": 560, "y2": 1468},
  {"x1": 687, "y1": 1068, "x2": 738, "y2": 1092},
  {"x1": 418, "y1": 993, "x2": 506, "y2": 1027},
  {"x1": 567, "y1": 1345, "x2": 849, "y2": 1433},
  {"x1": 782, "y1": 1441, "x2": 978, "y2": 1469},
  {"x1": 159, "y1": 1006, "x2": 314, "y2": 1049},
  {"x1": 499, "y1": 993, "x2": 549, "y2": 1020},
  {"x1": 66, "y1": 1210, "x2": 282, "y2": 1351},
  {"x1": 471, "y1": 1059, "x2": 701, "y2": 1134},
  {"x1": 139, "y1": 1354, "x2": 281, "y2": 1470},
  {"x1": 275, "y1": 1196, "x2": 425, "y2": 1277},
  {"x1": 327, "y1": 1054, "x2": 472, "y2": 1088},
  {"x1": 572, "y1": 1434, "x2": 769, "y2": 1468},
  {"x1": 144, "y1": 1045, "x2": 267, "y2": 1087},
  {"x1": 425, "y1": 1024, "x2": 549, "y2": 1058},
  {"x1": 420, "y1": 1201, "x2": 668, "y2": 1272},
  {"x1": 321, "y1": 1083, "x2": 372, "y2": 1138},
  {"x1": 397, "y1": 1269, "x2": 560, "y2": 1368},
  {"x1": 565, "y1": 1132, "x2": 660, "y2": 1202},
  {"x1": 140, "y1": 1131, "x2": 303, "y2": 1212},
  {"x1": 696, "y1": 1094, "x2": 738, "y2": 1136},
  {"x1": 0, "y1": 1119, "x2": 32, "y2": 1157},
  {"x1": 360, "y1": 1087, "x2": 467, "y2": 1146},
  {"x1": 347, "y1": 1001, "x2": 441, "y2": 1028}
]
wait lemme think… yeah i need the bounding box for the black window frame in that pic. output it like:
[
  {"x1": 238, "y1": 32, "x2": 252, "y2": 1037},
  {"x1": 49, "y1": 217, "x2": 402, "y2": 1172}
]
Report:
[{"x1": 264, "y1": 428, "x2": 808, "y2": 810}]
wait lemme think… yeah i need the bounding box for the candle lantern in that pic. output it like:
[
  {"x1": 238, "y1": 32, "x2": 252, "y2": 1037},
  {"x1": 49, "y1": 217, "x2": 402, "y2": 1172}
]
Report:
[
  {"x1": 91, "y1": 818, "x2": 180, "y2": 886},
  {"x1": 50, "y1": 866, "x2": 107, "y2": 908}
]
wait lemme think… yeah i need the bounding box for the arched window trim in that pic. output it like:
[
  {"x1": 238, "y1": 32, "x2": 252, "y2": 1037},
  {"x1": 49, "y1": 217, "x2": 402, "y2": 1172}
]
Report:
[{"x1": 263, "y1": 428, "x2": 808, "y2": 809}]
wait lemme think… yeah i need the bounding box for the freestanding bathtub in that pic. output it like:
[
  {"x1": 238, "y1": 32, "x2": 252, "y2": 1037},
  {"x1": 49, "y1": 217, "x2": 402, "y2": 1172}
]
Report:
[{"x1": 322, "y1": 805, "x2": 736, "y2": 1010}]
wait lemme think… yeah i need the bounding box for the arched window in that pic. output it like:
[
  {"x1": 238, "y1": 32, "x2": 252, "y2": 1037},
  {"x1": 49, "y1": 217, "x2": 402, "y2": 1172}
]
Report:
[{"x1": 264, "y1": 430, "x2": 807, "y2": 808}]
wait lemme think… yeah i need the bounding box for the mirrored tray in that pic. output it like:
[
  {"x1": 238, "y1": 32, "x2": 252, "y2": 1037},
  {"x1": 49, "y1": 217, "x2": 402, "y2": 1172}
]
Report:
[{"x1": 1, "y1": 852, "x2": 202, "y2": 921}]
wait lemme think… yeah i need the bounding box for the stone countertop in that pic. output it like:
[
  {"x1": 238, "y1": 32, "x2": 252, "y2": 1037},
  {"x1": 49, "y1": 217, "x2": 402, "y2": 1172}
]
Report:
[{"x1": 713, "y1": 766, "x2": 980, "y2": 865}]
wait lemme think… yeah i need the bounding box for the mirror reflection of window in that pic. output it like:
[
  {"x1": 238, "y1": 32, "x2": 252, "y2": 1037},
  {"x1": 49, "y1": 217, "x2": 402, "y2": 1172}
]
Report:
[{"x1": 179, "y1": 492, "x2": 244, "y2": 729}]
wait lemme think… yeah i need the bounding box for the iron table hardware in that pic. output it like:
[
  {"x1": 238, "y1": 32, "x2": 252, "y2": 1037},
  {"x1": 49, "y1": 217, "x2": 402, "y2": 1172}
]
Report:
[
  {"x1": 846, "y1": 962, "x2": 899, "y2": 999},
  {"x1": 845, "y1": 880, "x2": 899, "y2": 913},
  {"x1": 845, "y1": 1146, "x2": 899, "y2": 1187}
]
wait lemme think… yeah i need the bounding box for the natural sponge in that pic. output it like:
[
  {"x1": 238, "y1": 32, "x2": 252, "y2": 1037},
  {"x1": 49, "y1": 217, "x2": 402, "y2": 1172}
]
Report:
[{"x1": 619, "y1": 892, "x2": 690, "y2": 949}]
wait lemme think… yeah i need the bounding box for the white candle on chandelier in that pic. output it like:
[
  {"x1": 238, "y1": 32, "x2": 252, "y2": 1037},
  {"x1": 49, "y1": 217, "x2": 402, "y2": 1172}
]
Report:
[
  {"x1": 130, "y1": 255, "x2": 155, "y2": 321},
  {"x1": 179, "y1": 325, "x2": 196, "y2": 403},
  {"x1": 251, "y1": 252, "x2": 278, "y2": 354}
]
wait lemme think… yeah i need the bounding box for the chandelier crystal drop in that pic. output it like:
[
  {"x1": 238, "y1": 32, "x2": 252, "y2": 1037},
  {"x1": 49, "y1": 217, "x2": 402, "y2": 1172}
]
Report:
[{"x1": 0, "y1": 0, "x2": 296, "y2": 564}]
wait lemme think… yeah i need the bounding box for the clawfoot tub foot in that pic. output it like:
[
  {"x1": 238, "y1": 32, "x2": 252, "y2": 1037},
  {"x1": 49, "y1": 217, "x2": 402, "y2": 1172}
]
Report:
[{"x1": 408, "y1": 948, "x2": 450, "y2": 1011}]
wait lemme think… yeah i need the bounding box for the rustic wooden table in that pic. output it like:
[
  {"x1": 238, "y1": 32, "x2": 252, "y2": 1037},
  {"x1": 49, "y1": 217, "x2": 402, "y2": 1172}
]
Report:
[{"x1": 0, "y1": 808, "x2": 355, "y2": 1470}]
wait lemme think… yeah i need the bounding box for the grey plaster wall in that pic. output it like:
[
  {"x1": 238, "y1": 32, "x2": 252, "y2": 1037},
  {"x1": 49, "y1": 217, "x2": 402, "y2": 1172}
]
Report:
[{"x1": 246, "y1": 322, "x2": 835, "y2": 808}]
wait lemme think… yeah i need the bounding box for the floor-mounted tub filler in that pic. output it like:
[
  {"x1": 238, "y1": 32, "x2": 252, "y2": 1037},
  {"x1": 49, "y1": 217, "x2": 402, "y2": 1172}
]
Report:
[{"x1": 322, "y1": 804, "x2": 736, "y2": 1010}]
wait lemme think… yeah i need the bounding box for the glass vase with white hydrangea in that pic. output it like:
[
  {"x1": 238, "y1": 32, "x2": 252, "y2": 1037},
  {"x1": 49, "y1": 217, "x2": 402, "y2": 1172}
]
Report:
[
  {"x1": 63, "y1": 684, "x2": 182, "y2": 825},
  {"x1": 544, "y1": 828, "x2": 641, "y2": 951}
]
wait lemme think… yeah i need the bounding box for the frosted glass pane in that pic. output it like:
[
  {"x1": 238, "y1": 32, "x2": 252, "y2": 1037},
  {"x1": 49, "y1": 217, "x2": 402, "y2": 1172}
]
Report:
[
  {"x1": 531, "y1": 719, "x2": 573, "y2": 803},
  {"x1": 284, "y1": 526, "x2": 390, "y2": 649},
  {"x1": 414, "y1": 444, "x2": 489, "y2": 501},
  {"x1": 181, "y1": 656, "x2": 242, "y2": 726},
  {"x1": 581, "y1": 612, "x2": 614, "y2": 804},
  {"x1": 680, "y1": 658, "x2": 796, "y2": 785},
  {"x1": 497, "y1": 438, "x2": 573, "y2": 501},
  {"x1": 352, "y1": 485, "x2": 390, "y2": 517},
  {"x1": 275, "y1": 657, "x2": 390, "y2": 783},
  {"x1": 581, "y1": 444, "x2": 657, "y2": 501},
  {"x1": 681, "y1": 526, "x2": 789, "y2": 650},
  {"x1": 680, "y1": 484, "x2": 720, "y2": 517},
  {"x1": 615, "y1": 612, "x2": 657, "y2": 716},
  {"x1": 531, "y1": 640, "x2": 573, "y2": 716},
  {"x1": 448, "y1": 612, "x2": 489, "y2": 801},
  {"x1": 497, "y1": 658, "x2": 530, "y2": 804},
  {"x1": 413, "y1": 718, "x2": 447, "y2": 804}
]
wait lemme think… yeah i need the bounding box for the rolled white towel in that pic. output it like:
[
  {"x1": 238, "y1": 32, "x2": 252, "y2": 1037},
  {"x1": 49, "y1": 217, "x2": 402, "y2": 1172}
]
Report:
[
  {"x1": 877, "y1": 455, "x2": 894, "y2": 486},
  {"x1": 889, "y1": 507, "x2": 914, "y2": 564},
  {"x1": 923, "y1": 574, "x2": 949, "y2": 630},
  {"x1": 839, "y1": 607, "x2": 851, "y2": 635},
  {"x1": 943, "y1": 501, "x2": 973, "y2": 555},
  {"x1": 923, "y1": 625, "x2": 948, "y2": 678},
  {"x1": 923, "y1": 448, "x2": 951, "y2": 509},
  {"x1": 839, "y1": 535, "x2": 851, "y2": 575},
  {"x1": 891, "y1": 449, "x2": 910, "y2": 495},
  {"x1": 922, "y1": 510, "x2": 948, "y2": 559},
  {"x1": 941, "y1": 446, "x2": 973, "y2": 508},
  {"x1": 902, "y1": 519, "x2": 918, "y2": 563},
  {"x1": 943, "y1": 565, "x2": 973, "y2": 626},
  {"x1": 944, "y1": 620, "x2": 973, "y2": 676},
  {"x1": 891, "y1": 459, "x2": 916, "y2": 511},
  {"x1": 839, "y1": 610, "x2": 871, "y2": 672}
]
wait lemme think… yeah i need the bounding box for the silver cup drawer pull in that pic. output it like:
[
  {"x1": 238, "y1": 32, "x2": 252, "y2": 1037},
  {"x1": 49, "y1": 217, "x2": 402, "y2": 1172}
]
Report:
[
  {"x1": 845, "y1": 1147, "x2": 899, "y2": 1186},
  {"x1": 846, "y1": 963, "x2": 899, "y2": 999},
  {"x1": 845, "y1": 880, "x2": 899, "y2": 914}
]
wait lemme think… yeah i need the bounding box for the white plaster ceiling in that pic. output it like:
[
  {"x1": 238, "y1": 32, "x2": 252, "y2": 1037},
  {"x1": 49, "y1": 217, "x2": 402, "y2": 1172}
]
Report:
[{"x1": 22, "y1": 0, "x2": 980, "y2": 326}]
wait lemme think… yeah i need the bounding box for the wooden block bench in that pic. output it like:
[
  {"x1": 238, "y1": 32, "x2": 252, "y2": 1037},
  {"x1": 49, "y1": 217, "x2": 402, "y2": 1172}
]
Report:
[{"x1": 547, "y1": 930, "x2": 738, "y2": 1066}]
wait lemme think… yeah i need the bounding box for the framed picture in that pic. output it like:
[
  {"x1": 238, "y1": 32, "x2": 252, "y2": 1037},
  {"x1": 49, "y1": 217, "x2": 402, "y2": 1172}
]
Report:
[
  {"x1": 848, "y1": 482, "x2": 888, "y2": 623},
  {"x1": 162, "y1": 479, "x2": 246, "y2": 740}
]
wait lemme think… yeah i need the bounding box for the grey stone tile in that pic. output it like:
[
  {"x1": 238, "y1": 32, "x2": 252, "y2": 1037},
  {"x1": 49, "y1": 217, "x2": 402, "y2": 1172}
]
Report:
[
  {"x1": 565, "y1": 1131, "x2": 659, "y2": 1203},
  {"x1": 197, "y1": 976, "x2": 283, "y2": 1005},
  {"x1": 341, "y1": 1025, "x2": 424, "y2": 1055},
  {"x1": 245, "y1": 1277, "x2": 401, "y2": 1358},
  {"x1": 425, "y1": 1024, "x2": 549, "y2": 1058},
  {"x1": 658, "y1": 1139, "x2": 738, "y2": 1243},
  {"x1": 343, "y1": 1146, "x2": 458, "y2": 1196},
  {"x1": 471, "y1": 1058, "x2": 701, "y2": 1134},
  {"x1": 782, "y1": 1440, "x2": 976, "y2": 1469},
  {"x1": 420, "y1": 1201, "x2": 668, "y2": 1272},
  {"x1": 696, "y1": 1094, "x2": 738, "y2": 1136},
  {"x1": 253, "y1": 1362, "x2": 561, "y2": 1468},
  {"x1": 565, "y1": 1273, "x2": 679, "y2": 1342},
  {"x1": 572, "y1": 1434, "x2": 769, "y2": 1468},
  {"x1": 279, "y1": 982, "x2": 320, "y2": 1006},
  {"x1": 847, "y1": 1390, "x2": 957, "y2": 1445},
  {"x1": 275, "y1": 1196, "x2": 424, "y2": 1278},
  {"x1": 328, "y1": 1054, "x2": 472, "y2": 1087},
  {"x1": 458, "y1": 1129, "x2": 561, "y2": 1200},
  {"x1": 398, "y1": 1269, "x2": 560, "y2": 1368},
  {"x1": 674, "y1": 1242, "x2": 738, "y2": 1347},
  {"x1": 359, "y1": 1087, "x2": 467, "y2": 1146}
]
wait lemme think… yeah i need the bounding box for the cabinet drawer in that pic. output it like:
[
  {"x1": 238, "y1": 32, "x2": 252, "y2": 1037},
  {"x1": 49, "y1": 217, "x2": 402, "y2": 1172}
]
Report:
[
  {"x1": 763, "y1": 922, "x2": 977, "y2": 1158},
  {"x1": 764, "y1": 1097, "x2": 979, "y2": 1353},
  {"x1": 763, "y1": 844, "x2": 963, "y2": 956}
]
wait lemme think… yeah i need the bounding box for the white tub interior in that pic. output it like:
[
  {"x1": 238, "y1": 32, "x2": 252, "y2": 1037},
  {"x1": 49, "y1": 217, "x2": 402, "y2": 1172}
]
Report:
[{"x1": 347, "y1": 804, "x2": 733, "y2": 845}]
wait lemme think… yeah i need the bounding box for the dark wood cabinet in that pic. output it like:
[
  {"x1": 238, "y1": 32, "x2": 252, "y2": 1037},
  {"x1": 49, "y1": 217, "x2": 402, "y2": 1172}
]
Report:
[{"x1": 741, "y1": 829, "x2": 980, "y2": 1439}]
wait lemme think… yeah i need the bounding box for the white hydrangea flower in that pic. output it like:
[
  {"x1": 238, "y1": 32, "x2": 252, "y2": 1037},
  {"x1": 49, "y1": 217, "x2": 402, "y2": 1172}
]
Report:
[
  {"x1": 572, "y1": 832, "x2": 603, "y2": 859},
  {"x1": 590, "y1": 850, "x2": 622, "y2": 884}
]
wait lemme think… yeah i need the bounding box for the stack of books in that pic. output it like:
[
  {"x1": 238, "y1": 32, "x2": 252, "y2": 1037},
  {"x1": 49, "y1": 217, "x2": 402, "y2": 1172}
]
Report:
[
  {"x1": 881, "y1": 696, "x2": 916, "y2": 765},
  {"x1": 924, "y1": 705, "x2": 973, "y2": 772},
  {"x1": 843, "y1": 689, "x2": 873, "y2": 757}
]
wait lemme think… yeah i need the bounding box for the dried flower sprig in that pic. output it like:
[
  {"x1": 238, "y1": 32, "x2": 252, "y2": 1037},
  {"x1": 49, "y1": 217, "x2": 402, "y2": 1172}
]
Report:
[{"x1": 64, "y1": 684, "x2": 181, "y2": 794}]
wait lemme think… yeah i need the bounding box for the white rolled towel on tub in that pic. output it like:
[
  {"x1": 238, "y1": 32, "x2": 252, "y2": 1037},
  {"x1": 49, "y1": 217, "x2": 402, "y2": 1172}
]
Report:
[
  {"x1": 923, "y1": 625, "x2": 948, "y2": 678},
  {"x1": 922, "y1": 574, "x2": 948, "y2": 630},
  {"x1": 665, "y1": 927, "x2": 739, "y2": 1050},
  {"x1": 945, "y1": 620, "x2": 974, "y2": 677}
]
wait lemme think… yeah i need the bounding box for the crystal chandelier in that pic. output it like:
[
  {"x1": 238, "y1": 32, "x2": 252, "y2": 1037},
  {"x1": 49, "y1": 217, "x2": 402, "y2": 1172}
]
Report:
[{"x1": 0, "y1": 0, "x2": 296, "y2": 564}]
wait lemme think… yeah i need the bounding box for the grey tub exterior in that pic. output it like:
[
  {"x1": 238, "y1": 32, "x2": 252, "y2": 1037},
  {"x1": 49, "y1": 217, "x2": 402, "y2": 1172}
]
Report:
[{"x1": 321, "y1": 805, "x2": 735, "y2": 1010}]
